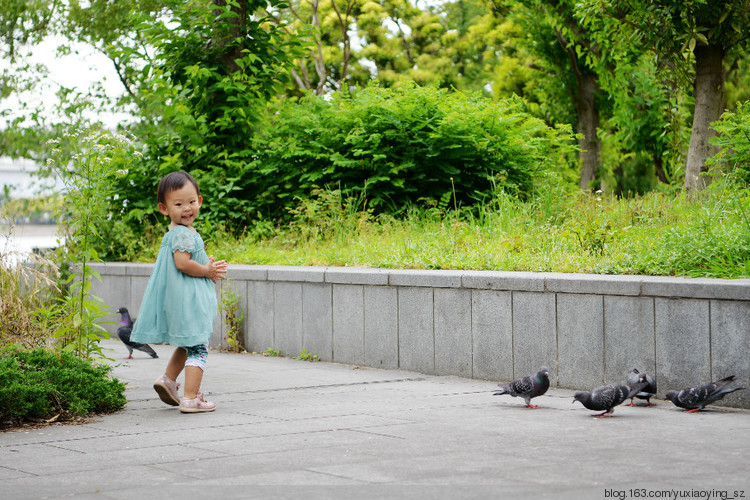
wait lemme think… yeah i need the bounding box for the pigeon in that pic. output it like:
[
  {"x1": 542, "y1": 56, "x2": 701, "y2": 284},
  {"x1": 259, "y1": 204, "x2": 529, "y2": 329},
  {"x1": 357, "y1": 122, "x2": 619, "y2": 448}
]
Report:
[
  {"x1": 493, "y1": 366, "x2": 550, "y2": 408},
  {"x1": 625, "y1": 368, "x2": 657, "y2": 406},
  {"x1": 573, "y1": 378, "x2": 649, "y2": 417},
  {"x1": 665, "y1": 375, "x2": 745, "y2": 412},
  {"x1": 116, "y1": 307, "x2": 158, "y2": 359}
]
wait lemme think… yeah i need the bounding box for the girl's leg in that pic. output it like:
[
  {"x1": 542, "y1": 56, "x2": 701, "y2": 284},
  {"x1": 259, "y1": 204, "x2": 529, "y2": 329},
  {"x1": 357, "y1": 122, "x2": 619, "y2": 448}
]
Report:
[
  {"x1": 180, "y1": 344, "x2": 215, "y2": 412},
  {"x1": 165, "y1": 347, "x2": 187, "y2": 382},
  {"x1": 183, "y1": 366, "x2": 203, "y2": 400},
  {"x1": 153, "y1": 347, "x2": 187, "y2": 406},
  {"x1": 182, "y1": 344, "x2": 209, "y2": 400}
]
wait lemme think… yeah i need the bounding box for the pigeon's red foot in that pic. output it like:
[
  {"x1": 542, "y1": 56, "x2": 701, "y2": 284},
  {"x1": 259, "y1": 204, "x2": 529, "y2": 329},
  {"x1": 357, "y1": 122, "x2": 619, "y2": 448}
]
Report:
[
  {"x1": 593, "y1": 412, "x2": 613, "y2": 417},
  {"x1": 125, "y1": 355, "x2": 133, "y2": 359},
  {"x1": 685, "y1": 408, "x2": 701, "y2": 413},
  {"x1": 526, "y1": 404, "x2": 542, "y2": 409},
  {"x1": 625, "y1": 401, "x2": 636, "y2": 406},
  {"x1": 646, "y1": 402, "x2": 656, "y2": 407}
]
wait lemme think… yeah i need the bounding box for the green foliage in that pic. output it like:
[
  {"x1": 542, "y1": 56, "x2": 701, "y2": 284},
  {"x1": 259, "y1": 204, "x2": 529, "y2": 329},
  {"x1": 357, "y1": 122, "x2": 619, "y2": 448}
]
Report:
[
  {"x1": 46, "y1": 131, "x2": 139, "y2": 360},
  {"x1": 294, "y1": 350, "x2": 320, "y2": 362},
  {"x1": 0, "y1": 346, "x2": 126, "y2": 428},
  {"x1": 262, "y1": 347, "x2": 282, "y2": 357},
  {"x1": 207, "y1": 182, "x2": 750, "y2": 278},
  {"x1": 220, "y1": 283, "x2": 245, "y2": 353},
  {"x1": 708, "y1": 101, "x2": 750, "y2": 184},
  {"x1": 110, "y1": 0, "x2": 301, "y2": 237},
  {"x1": 565, "y1": 193, "x2": 619, "y2": 256},
  {"x1": 287, "y1": 185, "x2": 372, "y2": 243},
  {"x1": 252, "y1": 85, "x2": 576, "y2": 220},
  {"x1": 0, "y1": 0, "x2": 59, "y2": 60},
  {"x1": 0, "y1": 233, "x2": 60, "y2": 349},
  {"x1": 601, "y1": 56, "x2": 690, "y2": 190}
]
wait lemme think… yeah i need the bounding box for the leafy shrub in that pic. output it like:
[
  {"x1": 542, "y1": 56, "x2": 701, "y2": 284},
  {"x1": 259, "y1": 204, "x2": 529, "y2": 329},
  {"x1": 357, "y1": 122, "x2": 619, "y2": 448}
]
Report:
[
  {"x1": 0, "y1": 347, "x2": 126, "y2": 429},
  {"x1": 107, "y1": 0, "x2": 301, "y2": 241},
  {"x1": 252, "y1": 84, "x2": 576, "y2": 219},
  {"x1": 709, "y1": 101, "x2": 750, "y2": 184}
]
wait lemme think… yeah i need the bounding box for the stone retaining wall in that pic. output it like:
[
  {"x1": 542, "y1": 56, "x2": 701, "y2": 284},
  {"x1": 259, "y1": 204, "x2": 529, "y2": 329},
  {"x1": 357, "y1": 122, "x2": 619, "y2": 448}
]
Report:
[{"x1": 90, "y1": 263, "x2": 750, "y2": 409}]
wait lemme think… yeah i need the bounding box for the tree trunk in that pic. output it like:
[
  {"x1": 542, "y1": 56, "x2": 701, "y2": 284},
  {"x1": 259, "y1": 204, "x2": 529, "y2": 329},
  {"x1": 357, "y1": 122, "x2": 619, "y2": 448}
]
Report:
[
  {"x1": 211, "y1": 0, "x2": 247, "y2": 74},
  {"x1": 576, "y1": 71, "x2": 601, "y2": 190},
  {"x1": 654, "y1": 156, "x2": 668, "y2": 184},
  {"x1": 554, "y1": 26, "x2": 602, "y2": 191},
  {"x1": 683, "y1": 43, "x2": 725, "y2": 191}
]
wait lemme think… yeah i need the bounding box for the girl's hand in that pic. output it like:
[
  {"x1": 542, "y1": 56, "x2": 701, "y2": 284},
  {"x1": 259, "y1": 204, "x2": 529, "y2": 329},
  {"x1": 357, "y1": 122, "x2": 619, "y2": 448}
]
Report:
[
  {"x1": 173, "y1": 250, "x2": 228, "y2": 283},
  {"x1": 205, "y1": 256, "x2": 228, "y2": 283}
]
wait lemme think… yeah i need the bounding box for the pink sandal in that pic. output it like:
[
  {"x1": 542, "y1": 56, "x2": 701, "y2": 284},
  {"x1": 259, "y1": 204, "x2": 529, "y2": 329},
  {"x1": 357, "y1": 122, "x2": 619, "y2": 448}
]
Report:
[
  {"x1": 179, "y1": 393, "x2": 216, "y2": 413},
  {"x1": 153, "y1": 374, "x2": 180, "y2": 406}
]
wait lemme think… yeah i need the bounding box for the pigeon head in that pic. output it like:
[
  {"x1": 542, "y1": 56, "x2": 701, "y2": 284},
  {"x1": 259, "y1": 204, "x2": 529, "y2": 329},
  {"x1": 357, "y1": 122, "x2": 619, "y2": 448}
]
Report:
[
  {"x1": 117, "y1": 307, "x2": 128, "y2": 314},
  {"x1": 665, "y1": 390, "x2": 678, "y2": 402},
  {"x1": 572, "y1": 391, "x2": 588, "y2": 405}
]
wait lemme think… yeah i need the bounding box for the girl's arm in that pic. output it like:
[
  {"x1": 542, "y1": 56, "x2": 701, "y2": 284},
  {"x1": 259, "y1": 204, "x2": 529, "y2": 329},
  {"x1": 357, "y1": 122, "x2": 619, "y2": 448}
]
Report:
[{"x1": 173, "y1": 250, "x2": 228, "y2": 283}]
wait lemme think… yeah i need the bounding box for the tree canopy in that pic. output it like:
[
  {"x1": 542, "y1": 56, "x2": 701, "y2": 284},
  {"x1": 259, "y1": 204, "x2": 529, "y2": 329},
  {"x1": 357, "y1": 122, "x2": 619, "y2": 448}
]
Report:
[{"x1": 1, "y1": 0, "x2": 749, "y2": 223}]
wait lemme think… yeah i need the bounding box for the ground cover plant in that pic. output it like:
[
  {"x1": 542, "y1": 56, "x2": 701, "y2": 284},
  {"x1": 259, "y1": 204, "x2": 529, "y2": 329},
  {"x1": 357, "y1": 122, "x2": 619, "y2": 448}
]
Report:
[
  {"x1": 0, "y1": 347, "x2": 126, "y2": 430},
  {"x1": 194, "y1": 176, "x2": 750, "y2": 279}
]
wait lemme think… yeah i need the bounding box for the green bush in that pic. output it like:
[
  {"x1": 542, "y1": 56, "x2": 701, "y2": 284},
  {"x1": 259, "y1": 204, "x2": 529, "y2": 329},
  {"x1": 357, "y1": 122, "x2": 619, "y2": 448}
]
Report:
[
  {"x1": 709, "y1": 101, "x2": 750, "y2": 184},
  {"x1": 0, "y1": 347, "x2": 126, "y2": 428},
  {"x1": 252, "y1": 84, "x2": 577, "y2": 219}
]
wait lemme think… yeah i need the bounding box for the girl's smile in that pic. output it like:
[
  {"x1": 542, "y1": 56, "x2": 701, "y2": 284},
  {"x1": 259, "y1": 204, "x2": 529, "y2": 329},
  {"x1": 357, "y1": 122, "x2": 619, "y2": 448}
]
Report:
[{"x1": 158, "y1": 183, "x2": 203, "y2": 230}]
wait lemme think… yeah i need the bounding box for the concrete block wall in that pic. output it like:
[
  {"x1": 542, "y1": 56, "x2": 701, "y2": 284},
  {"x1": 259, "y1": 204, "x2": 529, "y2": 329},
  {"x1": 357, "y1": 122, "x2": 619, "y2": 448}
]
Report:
[{"x1": 90, "y1": 263, "x2": 750, "y2": 409}]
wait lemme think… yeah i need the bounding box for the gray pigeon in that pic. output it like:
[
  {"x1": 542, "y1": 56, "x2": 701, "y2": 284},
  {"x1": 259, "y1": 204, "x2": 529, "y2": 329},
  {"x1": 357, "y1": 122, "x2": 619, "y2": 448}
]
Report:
[
  {"x1": 626, "y1": 368, "x2": 657, "y2": 406},
  {"x1": 573, "y1": 379, "x2": 648, "y2": 417},
  {"x1": 116, "y1": 307, "x2": 158, "y2": 359},
  {"x1": 493, "y1": 366, "x2": 550, "y2": 408},
  {"x1": 665, "y1": 375, "x2": 744, "y2": 412}
]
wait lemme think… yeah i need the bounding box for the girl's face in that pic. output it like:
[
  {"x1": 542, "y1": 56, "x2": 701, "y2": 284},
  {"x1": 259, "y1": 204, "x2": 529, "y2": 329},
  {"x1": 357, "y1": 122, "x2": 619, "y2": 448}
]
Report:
[{"x1": 158, "y1": 183, "x2": 203, "y2": 229}]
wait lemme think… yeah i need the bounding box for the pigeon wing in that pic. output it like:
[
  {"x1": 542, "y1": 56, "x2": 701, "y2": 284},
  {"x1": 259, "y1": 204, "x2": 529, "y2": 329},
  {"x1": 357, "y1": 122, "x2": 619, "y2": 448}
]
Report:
[
  {"x1": 509, "y1": 376, "x2": 534, "y2": 397},
  {"x1": 626, "y1": 369, "x2": 641, "y2": 387},
  {"x1": 677, "y1": 385, "x2": 709, "y2": 408}
]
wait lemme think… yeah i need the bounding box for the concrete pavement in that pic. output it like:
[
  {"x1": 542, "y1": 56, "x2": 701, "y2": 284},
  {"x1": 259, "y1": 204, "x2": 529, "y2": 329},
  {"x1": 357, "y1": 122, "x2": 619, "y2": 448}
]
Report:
[{"x1": 2, "y1": 340, "x2": 749, "y2": 499}]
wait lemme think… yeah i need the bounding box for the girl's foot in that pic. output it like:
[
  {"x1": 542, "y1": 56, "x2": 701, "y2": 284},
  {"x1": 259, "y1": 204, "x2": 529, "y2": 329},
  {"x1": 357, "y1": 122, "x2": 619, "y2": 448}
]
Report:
[
  {"x1": 179, "y1": 393, "x2": 216, "y2": 413},
  {"x1": 153, "y1": 374, "x2": 180, "y2": 406}
]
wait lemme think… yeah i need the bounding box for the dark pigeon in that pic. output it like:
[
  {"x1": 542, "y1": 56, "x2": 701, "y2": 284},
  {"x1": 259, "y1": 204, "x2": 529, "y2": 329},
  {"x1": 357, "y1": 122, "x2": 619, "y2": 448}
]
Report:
[
  {"x1": 665, "y1": 375, "x2": 744, "y2": 412},
  {"x1": 573, "y1": 379, "x2": 648, "y2": 417},
  {"x1": 626, "y1": 368, "x2": 657, "y2": 406},
  {"x1": 116, "y1": 307, "x2": 158, "y2": 359},
  {"x1": 493, "y1": 366, "x2": 550, "y2": 408}
]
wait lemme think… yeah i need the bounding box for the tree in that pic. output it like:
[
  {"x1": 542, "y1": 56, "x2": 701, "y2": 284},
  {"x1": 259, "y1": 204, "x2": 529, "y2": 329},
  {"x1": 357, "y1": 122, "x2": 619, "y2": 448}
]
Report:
[
  {"x1": 0, "y1": 0, "x2": 59, "y2": 62},
  {"x1": 1, "y1": 0, "x2": 60, "y2": 158},
  {"x1": 504, "y1": 0, "x2": 608, "y2": 190},
  {"x1": 580, "y1": 0, "x2": 750, "y2": 191},
  {"x1": 265, "y1": 0, "x2": 364, "y2": 96},
  {"x1": 108, "y1": 0, "x2": 301, "y2": 231},
  {"x1": 5, "y1": 0, "x2": 302, "y2": 242}
]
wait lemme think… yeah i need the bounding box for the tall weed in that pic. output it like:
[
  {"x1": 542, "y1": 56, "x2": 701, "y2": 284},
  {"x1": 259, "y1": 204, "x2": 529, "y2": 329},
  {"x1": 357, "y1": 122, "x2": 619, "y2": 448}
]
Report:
[{"x1": 0, "y1": 224, "x2": 61, "y2": 349}]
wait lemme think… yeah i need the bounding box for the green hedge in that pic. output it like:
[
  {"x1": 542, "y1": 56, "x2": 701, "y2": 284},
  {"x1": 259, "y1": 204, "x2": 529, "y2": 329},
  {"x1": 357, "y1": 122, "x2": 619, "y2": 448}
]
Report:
[
  {"x1": 0, "y1": 347, "x2": 126, "y2": 428},
  {"x1": 251, "y1": 85, "x2": 576, "y2": 218}
]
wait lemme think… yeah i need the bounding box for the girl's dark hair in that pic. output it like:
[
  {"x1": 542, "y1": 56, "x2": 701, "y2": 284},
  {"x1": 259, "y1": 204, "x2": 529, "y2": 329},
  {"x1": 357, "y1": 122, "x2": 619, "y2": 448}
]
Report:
[{"x1": 157, "y1": 171, "x2": 200, "y2": 204}]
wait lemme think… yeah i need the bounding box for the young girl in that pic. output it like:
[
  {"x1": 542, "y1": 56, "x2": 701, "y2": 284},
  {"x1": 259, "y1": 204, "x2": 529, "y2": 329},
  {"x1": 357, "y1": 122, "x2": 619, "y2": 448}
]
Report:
[{"x1": 131, "y1": 171, "x2": 227, "y2": 413}]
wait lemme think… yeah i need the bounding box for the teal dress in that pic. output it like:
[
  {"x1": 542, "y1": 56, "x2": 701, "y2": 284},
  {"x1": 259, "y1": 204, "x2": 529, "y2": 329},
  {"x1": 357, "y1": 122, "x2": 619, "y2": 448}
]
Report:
[{"x1": 131, "y1": 225, "x2": 218, "y2": 347}]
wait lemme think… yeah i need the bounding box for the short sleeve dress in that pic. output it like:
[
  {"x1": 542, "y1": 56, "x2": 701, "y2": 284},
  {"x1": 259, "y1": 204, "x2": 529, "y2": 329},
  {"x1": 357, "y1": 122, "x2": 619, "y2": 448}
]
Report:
[{"x1": 130, "y1": 225, "x2": 218, "y2": 347}]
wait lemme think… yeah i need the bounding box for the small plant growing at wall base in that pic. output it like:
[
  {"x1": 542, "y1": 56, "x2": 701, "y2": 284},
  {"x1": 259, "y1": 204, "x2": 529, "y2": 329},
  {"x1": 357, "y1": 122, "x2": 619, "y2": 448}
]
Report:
[
  {"x1": 262, "y1": 348, "x2": 282, "y2": 357},
  {"x1": 220, "y1": 283, "x2": 245, "y2": 353},
  {"x1": 294, "y1": 350, "x2": 320, "y2": 362}
]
